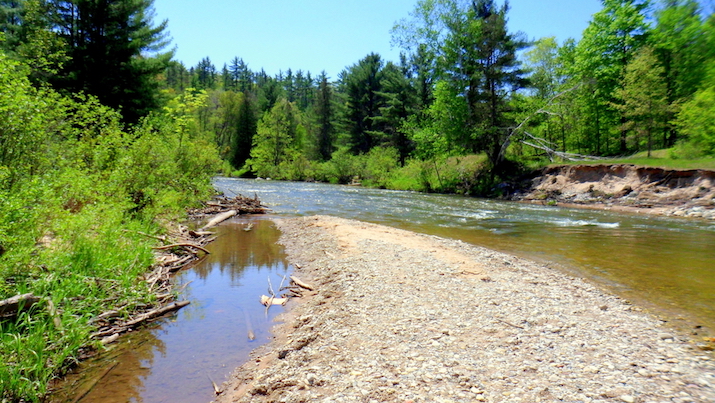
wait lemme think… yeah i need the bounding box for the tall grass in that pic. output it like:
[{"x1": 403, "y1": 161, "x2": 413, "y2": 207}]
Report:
[{"x1": 0, "y1": 54, "x2": 220, "y2": 401}]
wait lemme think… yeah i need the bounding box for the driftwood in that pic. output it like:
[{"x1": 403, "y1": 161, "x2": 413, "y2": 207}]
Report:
[
  {"x1": 189, "y1": 194, "x2": 268, "y2": 218},
  {"x1": 0, "y1": 293, "x2": 42, "y2": 318},
  {"x1": 123, "y1": 300, "x2": 190, "y2": 327},
  {"x1": 260, "y1": 295, "x2": 289, "y2": 306},
  {"x1": 207, "y1": 374, "x2": 222, "y2": 395},
  {"x1": 290, "y1": 276, "x2": 314, "y2": 291},
  {"x1": 199, "y1": 210, "x2": 237, "y2": 231}
]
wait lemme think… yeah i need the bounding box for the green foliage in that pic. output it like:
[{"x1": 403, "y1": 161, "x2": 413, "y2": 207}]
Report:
[
  {"x1": 0, "y1": 53, "x2": 48, "y2": 185},
  {"x1": 0, "y1": 52, "x2": 220, "y2": 402},
  {"x1": 388, "y1": 154, "x2": 491, "y2": 194},
  {"x1": 248, "y1": 98, "x2": 305, "y2": 178},
  {"x1": 50, "y1": 0, "x2": 172, "y2": 123},
  {"x1": 675, "y1": 76, "x2": 715, "y2": 156},
  {"x1": 613, "y1": 46, "x2": 670, "y2": 155}
]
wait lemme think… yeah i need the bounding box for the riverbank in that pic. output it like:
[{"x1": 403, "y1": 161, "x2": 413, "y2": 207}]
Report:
[
  {"x1": 216, "y1": 215, "x2": 715, "y2": 403},
  {"x1": 510, "y1": 164, "x2": 715, "y2": 220}
]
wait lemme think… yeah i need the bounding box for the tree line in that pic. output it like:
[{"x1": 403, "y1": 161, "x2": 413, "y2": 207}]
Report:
[
  {"x1": 2, "y1": 0, "x2": 715, "y2": 187},
  {"x1": 153, "y1": 0, "x2": 715, "y2": 187}
]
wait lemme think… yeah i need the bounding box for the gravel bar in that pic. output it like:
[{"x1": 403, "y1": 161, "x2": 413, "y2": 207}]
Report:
[{"x1": 216, "y1": 215, "x2": 715, "y2": 403}]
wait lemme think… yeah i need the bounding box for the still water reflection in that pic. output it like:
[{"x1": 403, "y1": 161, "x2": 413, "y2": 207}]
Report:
[
  {"x1": 52, "y1": 219, "x2": 290, "y2": 403},
  {"x1": 217, "y1": 178, "x2": 715, "y2": 334}
]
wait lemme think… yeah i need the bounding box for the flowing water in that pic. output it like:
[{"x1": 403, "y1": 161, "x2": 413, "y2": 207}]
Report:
[
  {"x1": 53, "y1": 178, "x2": 715, "y2": 402},
  {"x1": 219, "y1": 178, "x2": 715, "y2": 334}
]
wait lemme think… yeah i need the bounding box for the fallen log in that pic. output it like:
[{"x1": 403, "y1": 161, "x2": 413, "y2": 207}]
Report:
[
  {"x1": 0, "y1": 293, "x2": 42, "y2": 318},
  {"x1": 290, "y1": 276, "x2": 314, "y2": 291},
  {"x1": 260, "y1": 295, "x2": 288, "y2": 306},
  {"x1": 200, "y1": 209, "x2": 237, "y2": 230},
  {"x1": 123, "y1": 300, "x2": 190, "y2": 327}
]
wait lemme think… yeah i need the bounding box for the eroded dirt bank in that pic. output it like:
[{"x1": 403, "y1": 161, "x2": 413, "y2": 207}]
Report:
[
  {"x1": 216, "y1": 216, "x2": 715, "y2": 403},
  {"x1": 511, "y1": 164, "x2": 715, "y2": 219}
]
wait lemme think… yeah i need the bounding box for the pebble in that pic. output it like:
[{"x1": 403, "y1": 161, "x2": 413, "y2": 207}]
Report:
[{"x1": 216, "y1": 216, "x2": 715, "y2": 403}]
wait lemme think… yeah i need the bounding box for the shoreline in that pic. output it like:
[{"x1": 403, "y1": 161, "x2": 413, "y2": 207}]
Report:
[
  {"x1": 216, "y1": 215, "x2": 715, "y2": 403},
  {"x1": 511, "y1": 164, "x2": 715, "y2": 221}
]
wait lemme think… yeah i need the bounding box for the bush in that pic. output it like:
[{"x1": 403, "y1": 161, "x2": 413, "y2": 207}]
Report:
[{"x1": 0, "y1": 53, "x2": 221, "y2": 401}]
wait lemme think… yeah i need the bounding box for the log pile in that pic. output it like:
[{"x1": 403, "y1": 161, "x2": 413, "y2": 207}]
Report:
[{"x1": 188, "y1": 194, "x2": 268, "y2": 218}]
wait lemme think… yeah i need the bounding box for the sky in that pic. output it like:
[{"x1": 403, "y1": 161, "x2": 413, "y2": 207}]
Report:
[{"x1": 152, "y1": 0, "x2": 604, "y2": 79}]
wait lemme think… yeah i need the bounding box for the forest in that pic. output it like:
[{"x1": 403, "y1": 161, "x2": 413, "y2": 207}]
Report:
[
  {"x1": 157, "y1": 0, "x2": 715, "y2": 192},
  {"x1": 0, "y1": 0, "x2": 713, "y2": 401}
]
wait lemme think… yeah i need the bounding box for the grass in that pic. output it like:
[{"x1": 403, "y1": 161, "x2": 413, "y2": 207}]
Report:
[
  {"x1": 0, "y1": 197, "x2": 161, "y2": 401},
  {"x1": 559, "y1": 148, "x2": 715, "y2": 171}
]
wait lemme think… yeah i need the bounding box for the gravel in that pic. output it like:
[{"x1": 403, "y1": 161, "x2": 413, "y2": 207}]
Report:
[{"x1": 215, "y1": 215, "x2": 715, "y2": 403}]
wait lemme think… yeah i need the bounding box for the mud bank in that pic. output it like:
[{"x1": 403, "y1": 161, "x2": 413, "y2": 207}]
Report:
[
  {"x1": 511, "y1": 164, "x2": 715, "y2": 219},
  {"x1": 215, "y1": 216, "x2": 715, "y2": 403}
]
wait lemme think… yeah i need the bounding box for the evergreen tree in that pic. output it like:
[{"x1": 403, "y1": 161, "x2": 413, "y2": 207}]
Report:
[
  {"x1": 221, "y1": 63, "x2": 232, "y2": 90},
  {"x1": 314, "y1": 72, "x2": 335, "y2": 161},
  {"x1": 232, "y1": 93, "x2": 257, "y2": 168},
  {"x1": 0, "y1": 0, "x2": 24, "y2": 50},
  {"x1": 377, "y1": 61, "x2": 416, "y2": 164},
  {"x1": 343, "y1": 53, "x2": 385, "y2": 154},
  {"x1": 164, "y1": 60, "x2": 190, "y2": 92},
  {"x1": 442, "y1": 0, "x2": 529, "y2": 164},
  {"x1": 49, "y1": 0, "x2": 172, "y2": 124},
  {"x1": 410, "y1": 44, "x2": 436, "y2": 111},
  {"x1": 193, "y1": 56, "x2": 217, "y2": 89},
  {"x1": 229, "y1": 56, "x2": 252, "y2": 93}
]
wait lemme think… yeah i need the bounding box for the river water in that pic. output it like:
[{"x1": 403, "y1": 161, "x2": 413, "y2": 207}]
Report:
[
  {"x1": 53, "y1": 178, "x2": 715, "y2": 402},
  {"x1": 218, "y1": 178, "x2": 715, "y2": 334}
]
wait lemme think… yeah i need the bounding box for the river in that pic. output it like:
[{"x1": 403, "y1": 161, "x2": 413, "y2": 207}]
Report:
[
  {"x1": 53, "y1": 178, "x2": 715, "y2": 402},
  {"x1": 217, "y1": 177, "x2": 715, "y2": 334}
]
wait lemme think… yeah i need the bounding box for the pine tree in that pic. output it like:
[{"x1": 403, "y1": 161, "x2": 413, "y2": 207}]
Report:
[
  {"x1": 193, "y1": 57, "x2": 216, "y2": 89},
  {"x1": 49, "y1": 0, "x2": 172, "y2": 124},
  {"x1": 442, "y1": 0, "x2": 529, "y2": 164},
  {"x1": 343, "y1": 53, "x2": 385, "y2": 154},
  {"x1": 314, "y1": 72, "x2": 334, "y2": 161}
]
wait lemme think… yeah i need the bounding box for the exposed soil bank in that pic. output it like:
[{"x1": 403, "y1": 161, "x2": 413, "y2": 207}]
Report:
[
  {"x1": 510, "y1": 164, "x2": 715, "y2": 219},
  {"x1": 215, "y1": 216, "x2": 715, "y2": 403}
]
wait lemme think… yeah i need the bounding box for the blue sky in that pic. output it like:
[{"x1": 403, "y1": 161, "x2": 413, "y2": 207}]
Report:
[{"x1": 152, "y1": 0, "x2": 604, "y2": 79}]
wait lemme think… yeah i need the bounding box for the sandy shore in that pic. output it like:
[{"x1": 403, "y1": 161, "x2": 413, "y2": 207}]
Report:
[{"x1": 215, "y1": 215, "x2": 715, "y2": 403}]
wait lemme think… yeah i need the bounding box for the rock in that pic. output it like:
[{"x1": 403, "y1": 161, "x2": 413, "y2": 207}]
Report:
[{"x1": 620, "y1": 395, "x2": 635, "y2": 403}]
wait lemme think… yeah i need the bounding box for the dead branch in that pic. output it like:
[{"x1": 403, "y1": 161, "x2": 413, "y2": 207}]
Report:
[
  {"x1": 260, "y1": 295, "x2": 289, "y2": 306},
  {"x1": 123, "y1": 300, "x2": 190, "y2": 327},
  {"x1": 123, "y1": 230, "x2": 167, "y2": 243},
  {"x1": 0, "y1": 293, "x2": 42, "y2": 319},
  {"x1": 498, "y1": 82, "x2": 583, "y2": 164},
  {"x1": 520, "y1": 131, "x2": 610, "y2": 162},
  {"x1": 152, "y1": 243, "x2": 211, "y2": 255},
  {"x1": 199, "y1": 210, "x2": 237, "y2": 231},
  {"x1": 290, "y1": 276, "x2": 314, "y2": 291}
]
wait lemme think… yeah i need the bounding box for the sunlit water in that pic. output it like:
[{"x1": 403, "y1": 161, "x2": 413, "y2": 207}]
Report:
[
  {"x1": 220, "y1": 178, "x2": 715, "y2": 334},
  {"x1": 52, "y1": 178, "x2": 715, "y2": 402}
]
